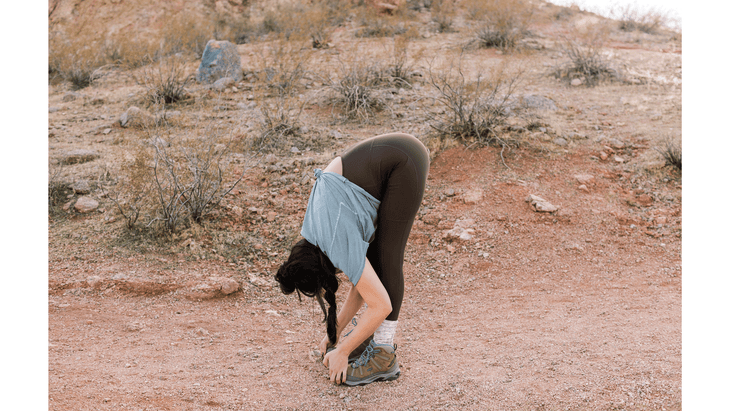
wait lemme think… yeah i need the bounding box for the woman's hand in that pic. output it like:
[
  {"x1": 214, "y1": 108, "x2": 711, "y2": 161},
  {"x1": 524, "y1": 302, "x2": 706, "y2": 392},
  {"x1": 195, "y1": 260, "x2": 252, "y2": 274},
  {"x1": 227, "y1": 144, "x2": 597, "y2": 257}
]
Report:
[
  {"x1": 323, "y1": 347, "x2": 349, "y2": 384},
  {"x1": 319, "y1": 335, "x2": 331, "y2": 357}
]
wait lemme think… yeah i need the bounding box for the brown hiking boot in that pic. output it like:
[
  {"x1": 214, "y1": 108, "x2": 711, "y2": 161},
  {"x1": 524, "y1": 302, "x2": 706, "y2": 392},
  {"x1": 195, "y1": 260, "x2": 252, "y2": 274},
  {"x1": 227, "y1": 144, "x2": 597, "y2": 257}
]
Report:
[
  {"x1": 325, "y1": 335, "x2": 374, "y2": 363},
  {"x1": 344, "y1": 340, "x2": 400, "y2": 386}
]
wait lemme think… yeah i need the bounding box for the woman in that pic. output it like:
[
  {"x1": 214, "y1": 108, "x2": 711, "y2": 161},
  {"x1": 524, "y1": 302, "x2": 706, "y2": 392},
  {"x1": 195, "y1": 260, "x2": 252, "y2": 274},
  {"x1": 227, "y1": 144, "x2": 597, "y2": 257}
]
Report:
[{"x1": 274, "y1": 132, "x2": 429, "y2": 386}]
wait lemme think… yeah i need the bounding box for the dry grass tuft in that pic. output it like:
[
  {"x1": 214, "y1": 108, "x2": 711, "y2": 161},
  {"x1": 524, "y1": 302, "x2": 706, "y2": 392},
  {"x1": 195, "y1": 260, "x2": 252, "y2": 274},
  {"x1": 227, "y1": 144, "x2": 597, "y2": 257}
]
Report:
[
  {"x1": 427, "y1": 57, "x2": 524, "y2": 155},
  {"x1": 466, "y1": 0, "x2": 534, "y2": 51},
  {"x1": 611, "y1": 3, "x2": 672, "y2": 34},
  {"x1": 552, "y1": 25, "x2": 621, "y2": 86},
  {"x1": 325, "y1": 60, "x2": 390, "y2": 122},
  {"x1": 133, "y1": 54, "x2": 192, "y2": 106},
  {"x1": 654, "y1": 136, "x2": 682, "y2": 171}
]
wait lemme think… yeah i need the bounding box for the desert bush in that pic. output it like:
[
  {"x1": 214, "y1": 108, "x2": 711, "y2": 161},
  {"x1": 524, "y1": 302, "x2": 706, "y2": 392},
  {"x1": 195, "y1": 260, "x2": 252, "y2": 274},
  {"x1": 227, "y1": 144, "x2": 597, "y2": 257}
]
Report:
[
  {"x1": 611, "y1": 3, "x2": 670, "y2": 34},
  {"x1": 431, "y1": 0, "x2": 456, "y2": 33},
  {"x1": 355, "y1": 4, "x2": 417, "y2": 38},
  {"x1": 467, "y1": 0, "x2": 534, "y2": 51},
  {"x1": 49, "y1": 29, "x2": 108, "y2": 89},
  {"x1": 655, "y1": 136, "x2": 682, "y2": 171},
  {"x1": 133, "y1": 54, "x2": 192, "y2": 106},
  {"x1": 383, "y1": 35, "x2": 423, "y2": 88},
  {"x1": 251, "y1": 95, "x2": 305, "y2": 153},
  {"x1": 325, "y1": 59, "x2": 391, "y2": 121},
  {"x1": 254, "y1": 36, "x2": 312, "y2": 97},
  {"x1": 427, "y1": 57, "x2": 523, "y2": 150},
  {"x1": 552, "y1": 25, "x2": 620, "y2": 86},
  {"x1": 107, "y1": 147, "x2": 154, "y2": 229},
  {"x1": 48, "y1": 161, "x2": 68, "y2": 210}
]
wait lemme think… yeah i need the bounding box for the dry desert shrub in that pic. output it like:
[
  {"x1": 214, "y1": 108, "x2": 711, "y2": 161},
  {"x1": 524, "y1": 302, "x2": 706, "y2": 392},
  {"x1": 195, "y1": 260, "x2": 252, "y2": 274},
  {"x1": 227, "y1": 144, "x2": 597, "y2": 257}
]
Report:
[
  {"x1": 49, "y1": 25, "x2": 109, "y2": 89},
  {"x1": 655, "y1": 136, "x2": 682, "y2": 171},
  {"x1": 430, "y1": 0, "x2": 457, "y2": 33},
  {"x1": 427, "y1": 57, "x2": 524, "y2": 153},
  {"x1": 611, "y1": 3, "x2": 672, "y2": 34},
  {"x1": 132, "y1": 54, "x2": 193, "y2": 106},
  {"x1": 552, "y1": 24, "x2": 621, "y2": 86},
  {"x1": 324, "y1": 59, "x2": 391, "y2": 122},
  {"x1": 355, "y1": 3, "x2": 418, "y2": 38},
  {"x1": 466, "y1": 0, "x2": 534, "y2": 51}
]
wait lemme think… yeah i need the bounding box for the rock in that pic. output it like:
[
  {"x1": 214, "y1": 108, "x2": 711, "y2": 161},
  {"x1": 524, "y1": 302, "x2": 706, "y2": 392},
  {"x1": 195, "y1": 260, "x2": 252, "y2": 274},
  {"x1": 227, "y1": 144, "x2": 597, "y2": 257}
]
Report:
[
  {"x1": 330, "y1": 130, "x2": 344, "y2": 139},
  {"x1": 566, "y1": 132, "x2": 587, "y2": 140},
  {"x1": 212, "y1": 77, "x2": 235, "y2": 92},
  {"x1": 571, "y1": 78, "x2": 582, "y2": 86},
  {"x1": 197, "y1": 40, "x2": 243, "y2": 83},
  {"x1": 607, "y1": 138, "x2": 625, "y2": 149},
  {"x1": 614, "y1": 156, "x2": 625, "y2": 163},
  {"x1": 124, "y1": 322, "x2": 142, "y2": 332},
  {"x1": 599, "y1": 151, "x2": 608, "y2": 160},
  {"x1": 574, "y1": 174, "x2": 595, "y2": 186},
  {"x1": 49, "y1": 106, "x2": 61, "y2": 113},
  {"x1": 578, "y1": 184, "x2": 590, "y2": 193},
  {"x1": 71, "y1": 179, "x2": 92, "y2": 194},
  {"x1": 266, "y1": 211, "x2": 277, "y2": 221},
  {"x1": 62, "y1": 92, "x2": 81, "y2": 102},
  {"x1": 553, "y1": 137, "x2": 568, "y2": 146},
  {"x1": 443, "y1": 218, "x2": 476, "y2": 241},
  {"x1": 291, "y1": 146, "x2": 300, "y2": 153},
  {"x1": 61, "y1": 149, "x2": 100, "y2": 165},
  {"x1": 655, "y1": 216, "x2": 667, "y2": 225},
  {"x1": 248, "y1": 273, "x2": 271, "y2": 288},
  {"x1": 463, "y1": 189, "x2": 483, "y2": 204},
  {"x1": 637, "y1": 194, "x2": 653, "y2": 207},
  {"x1": 87, "y1": 276, "x2": 103, "y2": 288},
  {"x1": 209, "y1": 277, "x2": 240, "y2": 295},
  {"x1": 300, "y1": 126, "x2": 310, "y2": 134},
  {"x1": 521, "y1": 94, "x2": 558, "y2": 111},
  {"x1": 525, "y1": 194, "x2": 558, "y2": 213},
  {"x1": 74, "y1": 196, "x2": 99, "y2": 213},
  {"x1": 444, "y1": 188, "x2": 456, "y2": 197},
  {"x1": 120, "y1": 106, "x2": 153, "y2": 128}
]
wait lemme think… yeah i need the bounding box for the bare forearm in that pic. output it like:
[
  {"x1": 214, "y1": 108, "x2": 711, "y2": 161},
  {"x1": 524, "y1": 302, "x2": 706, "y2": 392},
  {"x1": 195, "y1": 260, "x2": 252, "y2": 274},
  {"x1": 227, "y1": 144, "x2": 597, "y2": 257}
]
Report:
[
  {"x1": 337, "y1": 302, "x2": 390, "y2": 356},
  {"x1": 335, "y1": 285, "x2": 364, "y2": 337}
]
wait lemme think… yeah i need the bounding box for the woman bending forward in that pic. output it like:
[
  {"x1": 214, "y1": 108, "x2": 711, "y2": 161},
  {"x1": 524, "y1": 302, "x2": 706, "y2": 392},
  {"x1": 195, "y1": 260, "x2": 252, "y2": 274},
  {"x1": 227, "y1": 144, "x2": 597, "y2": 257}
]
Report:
[{"x1": 275, "y1": 133, "x2": 429, "y2": 386}]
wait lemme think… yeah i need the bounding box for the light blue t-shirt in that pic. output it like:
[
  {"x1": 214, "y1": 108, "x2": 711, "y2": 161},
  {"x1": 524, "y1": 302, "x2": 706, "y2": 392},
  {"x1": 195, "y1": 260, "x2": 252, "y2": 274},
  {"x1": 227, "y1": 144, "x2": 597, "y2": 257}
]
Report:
[{"x1": 300, "y1": 168, "x2": 380, "y2": 285}]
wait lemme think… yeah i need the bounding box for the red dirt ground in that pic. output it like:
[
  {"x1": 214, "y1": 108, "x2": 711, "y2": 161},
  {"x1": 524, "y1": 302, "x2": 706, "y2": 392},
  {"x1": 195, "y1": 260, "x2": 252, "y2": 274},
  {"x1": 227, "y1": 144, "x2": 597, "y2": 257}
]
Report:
[{"x1": 49, "y1": 142, "x2": 681, "y2": 410}]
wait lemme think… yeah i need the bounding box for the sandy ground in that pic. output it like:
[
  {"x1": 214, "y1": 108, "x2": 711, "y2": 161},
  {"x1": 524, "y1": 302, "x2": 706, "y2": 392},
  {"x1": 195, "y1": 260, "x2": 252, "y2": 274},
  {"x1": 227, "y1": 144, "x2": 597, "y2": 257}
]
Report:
[{"x1": 47, "y1": 1, "x2": 682, "y2": 409}]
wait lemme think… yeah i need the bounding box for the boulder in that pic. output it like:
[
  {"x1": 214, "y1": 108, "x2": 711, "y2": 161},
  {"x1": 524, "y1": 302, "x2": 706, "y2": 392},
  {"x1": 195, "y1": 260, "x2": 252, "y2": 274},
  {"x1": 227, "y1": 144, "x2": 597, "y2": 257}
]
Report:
[
  {"x1": 74, "y1": 196, "x2": 99, "y2": 213},
  {"x1": 197, "y1": 40, "x2": 243, "y2": 84}
]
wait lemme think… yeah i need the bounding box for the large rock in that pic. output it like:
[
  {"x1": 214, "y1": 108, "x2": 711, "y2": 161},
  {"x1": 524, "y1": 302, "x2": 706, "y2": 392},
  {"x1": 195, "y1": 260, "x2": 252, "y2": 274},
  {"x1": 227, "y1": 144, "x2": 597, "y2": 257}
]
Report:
[
  {"x1": 74, "y1": 196, "x2": 99, "y2": 213},
  {"x1": 197, "y1": 40, "x2": 243, "y2": 84}
]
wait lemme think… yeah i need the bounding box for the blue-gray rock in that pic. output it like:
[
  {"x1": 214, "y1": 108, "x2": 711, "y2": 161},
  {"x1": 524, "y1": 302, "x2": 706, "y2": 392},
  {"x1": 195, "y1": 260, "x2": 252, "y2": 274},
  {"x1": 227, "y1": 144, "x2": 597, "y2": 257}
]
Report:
[
  {"x1": 553, "y1": 137, "x2": 568, "y2": 147},
  {"x1": 197, "y1": 40, "x2": 243, "y2": 84}
]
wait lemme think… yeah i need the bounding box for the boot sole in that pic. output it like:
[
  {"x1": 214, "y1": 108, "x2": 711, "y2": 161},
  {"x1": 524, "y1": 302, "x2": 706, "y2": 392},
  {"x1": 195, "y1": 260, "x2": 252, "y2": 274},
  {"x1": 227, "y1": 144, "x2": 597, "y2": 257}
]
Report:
[{"x1": 343, "y1": 368, "x2": 401, "y2": 387}]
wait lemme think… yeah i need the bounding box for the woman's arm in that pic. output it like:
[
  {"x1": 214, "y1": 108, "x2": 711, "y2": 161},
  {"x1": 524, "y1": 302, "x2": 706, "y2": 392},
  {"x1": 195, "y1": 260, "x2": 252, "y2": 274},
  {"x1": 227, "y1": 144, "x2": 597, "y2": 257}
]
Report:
[{"x1": 323, "y1": 257, "x2": 392, "y2": 383}]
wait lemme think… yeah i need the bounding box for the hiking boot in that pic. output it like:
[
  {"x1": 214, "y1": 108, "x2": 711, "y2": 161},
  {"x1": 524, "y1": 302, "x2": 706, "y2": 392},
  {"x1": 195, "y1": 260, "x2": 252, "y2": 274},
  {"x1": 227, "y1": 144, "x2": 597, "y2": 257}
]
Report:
[
  {"x1": 325, "y1": 335, "x2": 374, "y2": 363},
  {"x1": 344, "y1": 340, "x2": 400, "y2": 386}
]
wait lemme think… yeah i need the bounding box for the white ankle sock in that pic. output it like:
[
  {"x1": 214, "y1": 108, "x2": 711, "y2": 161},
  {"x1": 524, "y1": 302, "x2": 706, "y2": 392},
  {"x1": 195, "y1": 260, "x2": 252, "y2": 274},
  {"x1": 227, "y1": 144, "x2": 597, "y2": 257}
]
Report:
[{"x1": 373, "y1": 320, "x2": 398, "y2": 346}]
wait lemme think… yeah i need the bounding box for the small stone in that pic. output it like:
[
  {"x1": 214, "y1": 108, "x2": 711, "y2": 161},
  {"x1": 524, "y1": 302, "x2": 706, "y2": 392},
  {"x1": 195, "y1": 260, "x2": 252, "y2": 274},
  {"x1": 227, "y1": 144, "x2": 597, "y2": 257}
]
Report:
[
  {"x1": 212, "y1": 77, "x2": 235, "y2": 92},
  {"x1": 553, "y1": 137, "x2": 568, "y2": 146},
  {"x1": 291, "y1": 146, "x2": 300, "y2": 153},
  {"x1": 49, "y1": 106, "x2": 61, "y2": 113},
  {"x1": 124, "y1": 322, "x2": 142, "y2": 332},
  {"x1": 578, "y1": 184, "x2": 589, "y2": 193},
  {"x1": 120, "y1": 106, "x2": 153, "y2": 128},
  {"x1": 655, "y1": 216, "x2": 667, "y2": 225},
  {"x1": 637, "y1": 194, "x2": 653, "y2": 206},
  {"x1": 87, "y1": 276, "x2": 103, "y2": 288},
  {"x1": 444, "y1": 188, "x2": 456, "y2": 197},
  {"x1": 63, "y1": 92, "x2": 81, "y2": 102},
  {"x1": 599, "y1": 151, "x2": 608, "y2": 160},
  {"x1": 614, "y1": 156, "x2": 625, "y2": 163},
  {"x1": 608, "y1": 138, "x2": 625, "y2": 149},
  {"x1": 102, "y1": 128, "x2": 112, "y2": 135},
  {"x1": 74, "y1": 197, "x2": 99, "y2": 213},
  {"x1": 571, "y1": 78, "x2": 582, "y2": 86},
  {"x1": 330, "y1": 130, "x2": 344, "y2": 139},
  {"x1": 210, "y1": 277, "x2": 239, "y2": 295},
  {"x1": 266, "y1": 211, "x2": 277, "y2": 221},
  {"x1": 71, "y1": 180, "x2": 92, "y2": 194},
  {"x1": 574, "y1": 174, "x2": 595, "y2": 185},
  {"x1": 525, "y1": 194, "x2": 558, "y2": 213},
  {"x1": 463, "y1": 189, "x2": 483, "y2": 204},
  {"x1": 300, "y1": 126, "x2": 310, "y2": 134},
  {"x1": 254, "y1": 244, "x2": 263, "y2": 250}
]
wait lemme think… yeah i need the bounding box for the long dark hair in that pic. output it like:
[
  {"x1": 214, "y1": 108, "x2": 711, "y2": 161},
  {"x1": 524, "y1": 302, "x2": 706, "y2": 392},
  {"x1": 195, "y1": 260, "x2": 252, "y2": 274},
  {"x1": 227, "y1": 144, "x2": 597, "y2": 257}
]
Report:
[{"x1": 274, "y1": 239, "x2": 339, "y2": 345}]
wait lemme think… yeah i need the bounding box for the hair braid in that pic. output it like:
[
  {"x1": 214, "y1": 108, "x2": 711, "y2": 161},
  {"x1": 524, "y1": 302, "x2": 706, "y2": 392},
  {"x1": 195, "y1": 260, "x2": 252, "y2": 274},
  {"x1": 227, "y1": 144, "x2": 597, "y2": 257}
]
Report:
[{"x1": 323, "y1": 277, "x2": 339, "y2": 345}]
